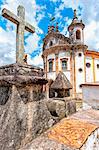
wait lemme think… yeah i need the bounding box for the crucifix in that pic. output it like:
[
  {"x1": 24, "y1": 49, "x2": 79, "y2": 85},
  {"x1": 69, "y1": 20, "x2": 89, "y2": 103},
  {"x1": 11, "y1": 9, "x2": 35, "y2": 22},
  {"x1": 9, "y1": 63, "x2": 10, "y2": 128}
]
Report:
[{"x1": 2, "y1": 5, "x2": 35, "y2": 64}]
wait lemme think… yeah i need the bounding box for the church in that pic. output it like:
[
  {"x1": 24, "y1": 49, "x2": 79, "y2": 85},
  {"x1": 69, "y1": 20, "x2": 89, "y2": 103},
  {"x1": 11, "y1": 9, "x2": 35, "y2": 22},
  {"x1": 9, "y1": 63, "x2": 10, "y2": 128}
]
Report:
[{"x1": 42, "y1": 10, "x2": 99, "y2": 99}]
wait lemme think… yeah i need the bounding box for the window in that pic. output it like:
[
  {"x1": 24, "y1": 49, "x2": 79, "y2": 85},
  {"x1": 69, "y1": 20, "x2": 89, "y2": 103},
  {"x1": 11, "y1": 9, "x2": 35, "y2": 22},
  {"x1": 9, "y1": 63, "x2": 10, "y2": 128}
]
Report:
[
  {"x1": 49, "y1": 61, "x2": 53, "y2": 72},
  {"x1": 78, "y1": 68, "x2": 83, "y2": 72},
  {"x1": 49, "y1": 41, "x2": 53, "y2": 46},
  {"x1": 78, "y1": 53, "x2": 82, "y2": 57},
  {"x1": 79, "y1": 84, "x2": 82, "y2": 88},
  {"x1": 62, "y1": 60, "x2": 67, "y2": 70},
  {"x1": 76, "y1": 30, "x2": 81, "y2": 40},
  {"x1": 86, "y1": 63, "x2": 91, "y2": 68},
  {"x1": 97, "y1": 64, "x2": 99, "y2": 69}
]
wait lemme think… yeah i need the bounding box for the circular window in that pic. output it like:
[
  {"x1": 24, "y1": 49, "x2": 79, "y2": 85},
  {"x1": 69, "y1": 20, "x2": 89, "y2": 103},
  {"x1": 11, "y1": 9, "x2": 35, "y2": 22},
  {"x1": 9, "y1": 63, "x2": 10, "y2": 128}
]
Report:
[
  {"x1": 78, "y1": 68, "x2": 83, "y2": 72},
  {"x1": 79, "y1": 84, "x2": 82, "y2": 88},
  {"x1": 86, "y1": 63, "x2": 91, "y2": 68},
  {"x1": 78, "y1": 53, "x2": 82, "y2": 57}
]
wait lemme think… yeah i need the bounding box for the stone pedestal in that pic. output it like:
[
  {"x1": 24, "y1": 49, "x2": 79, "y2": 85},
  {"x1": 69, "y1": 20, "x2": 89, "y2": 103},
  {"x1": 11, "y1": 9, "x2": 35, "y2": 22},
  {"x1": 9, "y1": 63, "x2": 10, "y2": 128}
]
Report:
[{"x1": 0, "y1": 63, "x2": 54, "y2": 150}]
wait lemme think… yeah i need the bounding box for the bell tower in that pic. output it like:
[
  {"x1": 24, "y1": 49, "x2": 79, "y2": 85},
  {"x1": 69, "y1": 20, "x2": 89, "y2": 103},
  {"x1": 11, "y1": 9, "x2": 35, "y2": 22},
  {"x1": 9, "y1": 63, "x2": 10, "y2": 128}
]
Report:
[
  {"x1": 68, "y1": 10, "x2": 88, "y2": 98},
  {"x1": 68, "y1": 9, "x2": 85, "y2": 44}
]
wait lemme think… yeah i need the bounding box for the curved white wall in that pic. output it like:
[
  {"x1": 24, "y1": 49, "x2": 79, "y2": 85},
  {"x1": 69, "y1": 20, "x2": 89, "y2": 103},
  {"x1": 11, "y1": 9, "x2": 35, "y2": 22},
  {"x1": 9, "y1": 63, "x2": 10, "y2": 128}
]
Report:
[
  {"x1": 75, "y1": 51, "x2": 85, "y2": 93},
  {"x1": 47, "y1": 72, "x2": 56, "y2": 80},
  {"x1": 47, "y1": 51, "x2": 71, "y2": 81},
  {"x1": 94, "y1": 58, "x2": 99, "y2": 82},
  {"x1": 86, "y1": 57, "x2": 93, "y2": 82}
]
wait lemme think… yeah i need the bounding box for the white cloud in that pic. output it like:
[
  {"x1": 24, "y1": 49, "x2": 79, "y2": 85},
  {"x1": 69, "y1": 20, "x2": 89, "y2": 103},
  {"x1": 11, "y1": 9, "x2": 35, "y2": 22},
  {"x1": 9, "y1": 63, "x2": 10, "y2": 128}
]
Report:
[
  {"x1": 36, "y1": 12, "x2": 45, "y2": 23},
  {"x1": 25, "y1": 33, "x2": 40, "y2": 54},
  {"x1": 0, "y1": 27, "x2": 16, "y2": 65},
  {"x1": 56, "y1": 0, "x2": 80, "y2": 11},
  {"x1": 50, "y1": 0, "x2": 61, "y2": 2},
  {"x1": 79, "y1": 0, "x2": 99, "y2": 50},
  {"x1": 27, "y1": 53, "x2": 43, "y2": 68},
  {"x1": 84, "y1": 21, "x2": 99, "y2": 50}
]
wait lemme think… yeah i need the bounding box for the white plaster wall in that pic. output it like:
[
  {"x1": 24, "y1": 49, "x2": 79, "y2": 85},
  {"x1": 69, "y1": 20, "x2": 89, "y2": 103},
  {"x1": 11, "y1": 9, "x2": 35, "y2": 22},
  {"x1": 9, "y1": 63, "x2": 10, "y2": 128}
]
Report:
[
  {"x1": 75, "y1": 51, "x2": 85, "y2": 93},
  {"x1": 45, "y1": 37, "x2": 64, "y2": 49},
  {"x1": 82, "y1": 85, "x2": 99, "y2": 109},
  {"x1": 58, "y1": 51, "x2": 70, "y2": 71},
  {"x1": 63, "y1": 71, "x2": 70, "y2": 81},
  {"x1": 47, "y1": 53, "x2": 55, "y2": 72},
  {"x1": 86, "y1": 57, "x2": 93, "y2": 82},
  {"x1": 94, "y1": 58, "x2": 99, "y2": 82},
  {"x1": 58, "y1": 51, "x2": 70, "y2": 81},
  {"x1": 47, "y1": 51, "x2": 71, "y2": 81},
  {"x1": 45, "y1": 37, "x2": 56, "y2": 49},
  {"x1": 47, "y1": 72, "x2": 56, "y2": 80},
  {"x1": 80, "y1": 128, "x2": 99, "y2": 150}
]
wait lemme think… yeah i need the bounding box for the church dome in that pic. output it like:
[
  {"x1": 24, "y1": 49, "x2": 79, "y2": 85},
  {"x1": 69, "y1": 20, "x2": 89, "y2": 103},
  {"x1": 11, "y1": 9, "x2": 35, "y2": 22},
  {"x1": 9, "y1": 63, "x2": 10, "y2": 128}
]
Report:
[{"x1": 43, "y1": 26, "x2": 71, "y2": 51}]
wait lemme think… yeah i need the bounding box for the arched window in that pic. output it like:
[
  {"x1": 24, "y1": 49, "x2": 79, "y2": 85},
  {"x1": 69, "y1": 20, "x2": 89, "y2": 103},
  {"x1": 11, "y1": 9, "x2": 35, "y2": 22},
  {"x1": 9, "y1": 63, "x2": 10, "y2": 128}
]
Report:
[
  {"x1": 97, "y1": 64, "x2": 99, "y2": 69},
  {"x1": 62, "y1": 60, "x2": 67, "y2": 70},
  {"x1": 49, "y1": 41, "x2": 53, "y2": 46},
  {"x1": 76, "y1": 30, "x2": 81, "y2": 40},
  {"x1": 49, "y1": 60, "x2": 53, "y2": 72}
]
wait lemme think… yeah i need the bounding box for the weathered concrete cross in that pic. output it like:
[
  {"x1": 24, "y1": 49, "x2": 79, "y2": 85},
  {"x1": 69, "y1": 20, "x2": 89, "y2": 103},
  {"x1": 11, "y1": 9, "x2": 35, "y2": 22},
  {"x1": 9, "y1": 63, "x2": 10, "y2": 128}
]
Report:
[{"x1": 2, "y1": 5, "x2": 35, "y2": 64}]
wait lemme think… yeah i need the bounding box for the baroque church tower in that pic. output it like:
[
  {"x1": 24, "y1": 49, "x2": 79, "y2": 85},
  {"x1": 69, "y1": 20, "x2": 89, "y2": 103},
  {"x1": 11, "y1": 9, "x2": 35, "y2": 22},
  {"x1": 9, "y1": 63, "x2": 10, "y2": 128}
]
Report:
[
  {"x1": 42, "y1": 10, "x2": 99, "y2": 99},
  {"x1": 68, "y1": 9, "x2": 87, "y2": 98}
]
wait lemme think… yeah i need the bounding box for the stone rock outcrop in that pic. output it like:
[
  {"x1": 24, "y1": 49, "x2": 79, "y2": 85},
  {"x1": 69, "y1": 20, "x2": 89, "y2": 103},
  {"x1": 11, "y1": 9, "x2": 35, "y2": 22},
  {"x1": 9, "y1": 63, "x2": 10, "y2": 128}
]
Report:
[
  {"x1": 65, "y1": 99, "x2": 76, "y2": 116},
  {"x1": 46, "y1": 98, "x2": 76, "y2": 119},
  {"x1": 0, "y1": 85, "x2": 54, "y2": 150},
  {"x1": 46, "y1": 100, "x2": 66, "y2": 119},
  {"x1": 0, "y1": 64, "x2": 54, "y2": 150}
]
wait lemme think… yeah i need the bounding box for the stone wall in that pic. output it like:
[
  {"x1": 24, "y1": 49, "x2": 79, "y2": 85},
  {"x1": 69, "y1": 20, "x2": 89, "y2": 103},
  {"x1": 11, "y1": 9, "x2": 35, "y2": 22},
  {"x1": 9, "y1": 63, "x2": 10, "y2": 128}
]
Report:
[
  {"x1": 0, "y1": 84, "x2": 54, "y2": 150},
  {"x1": 0, "y1": 63, "x2": 43, "y2": 76}
]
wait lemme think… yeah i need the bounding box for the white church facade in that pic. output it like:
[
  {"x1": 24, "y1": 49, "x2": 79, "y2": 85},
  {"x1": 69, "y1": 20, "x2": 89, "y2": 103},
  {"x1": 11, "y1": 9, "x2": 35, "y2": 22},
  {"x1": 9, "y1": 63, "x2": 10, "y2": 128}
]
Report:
[{"x1": 42, "y1": 10, "x2": 99, "y2": 98}]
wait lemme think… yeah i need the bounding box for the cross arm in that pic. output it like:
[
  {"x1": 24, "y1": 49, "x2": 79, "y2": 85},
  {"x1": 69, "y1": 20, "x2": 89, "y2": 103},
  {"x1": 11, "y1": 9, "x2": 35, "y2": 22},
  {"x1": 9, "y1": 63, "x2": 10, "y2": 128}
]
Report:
[
  {"x1": 2, "y1": 8, "x2": 20, "y2": 25},
  {"x1": 25, "y1": 22, "x2": 35, "y2": 33}
]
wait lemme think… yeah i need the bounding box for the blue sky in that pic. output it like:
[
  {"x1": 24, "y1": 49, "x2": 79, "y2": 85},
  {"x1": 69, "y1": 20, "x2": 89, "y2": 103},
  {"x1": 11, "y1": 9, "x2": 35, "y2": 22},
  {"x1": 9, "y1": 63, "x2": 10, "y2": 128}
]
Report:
[{"x1": 0, "y1": 0, "x2": 99, "y2": 67}]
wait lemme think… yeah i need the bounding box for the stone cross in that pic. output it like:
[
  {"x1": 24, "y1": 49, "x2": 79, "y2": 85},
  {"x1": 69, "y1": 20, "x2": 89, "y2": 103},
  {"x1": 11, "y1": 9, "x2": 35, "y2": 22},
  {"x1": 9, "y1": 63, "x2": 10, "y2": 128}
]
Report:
[{"x1": 2, "y1": 5, "x2": 35, "y2": 64}]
